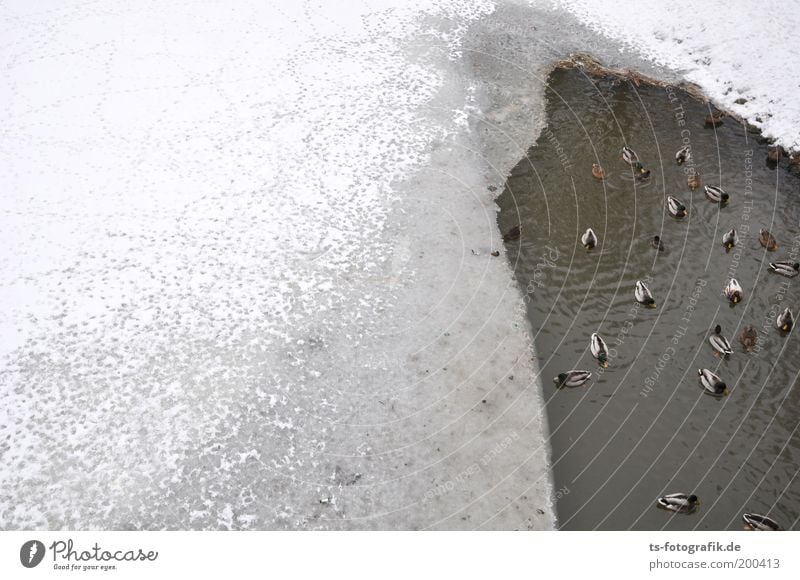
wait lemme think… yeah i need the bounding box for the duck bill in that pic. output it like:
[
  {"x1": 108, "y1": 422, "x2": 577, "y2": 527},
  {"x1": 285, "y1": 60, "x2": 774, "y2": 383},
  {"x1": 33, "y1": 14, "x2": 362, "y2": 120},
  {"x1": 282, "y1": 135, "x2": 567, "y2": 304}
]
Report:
[
  {"x1": 648, "y1": 303, "x2": 657, "y2": 309},
  {"x1": 600, "y1": 361, "x2": 609, "y2": 369}
]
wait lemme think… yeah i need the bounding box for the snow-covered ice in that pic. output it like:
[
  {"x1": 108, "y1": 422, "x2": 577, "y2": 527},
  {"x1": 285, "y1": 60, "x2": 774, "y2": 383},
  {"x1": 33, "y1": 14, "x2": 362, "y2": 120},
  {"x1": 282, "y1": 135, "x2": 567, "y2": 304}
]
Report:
[
  {"x1": 2, "y1": 0, "x2": 798, "y2": 530},
  {"x1": 1, "y1": 0, "x2": 556, "y2": 530},
  {"x1": 557, "y1": 0, "x2": 800, "y2": 151}
]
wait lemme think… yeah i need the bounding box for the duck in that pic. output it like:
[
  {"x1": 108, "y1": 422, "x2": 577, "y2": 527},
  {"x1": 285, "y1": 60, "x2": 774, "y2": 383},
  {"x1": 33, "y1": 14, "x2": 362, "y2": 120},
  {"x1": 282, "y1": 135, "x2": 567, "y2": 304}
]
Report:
[
  {"x1": 675, "y1": 145, "x2": 691, "y2": 165},
  {"x1": 790, "y1": 153, "x2": 800, "y2": 166},
  {"x1": 687, "y1": 172, "x2": 702, "y2": 190},
  {"x1": 767, "y1": 146, "x2": 784, "y2": 164},
  {"x1": 698, "y1": 368, "x2": 729, "y2": 396},
  {"x1": 591, "y1": 163, "x2": 606, "y2": 180},
  {"x1": 553, "y1": 370, "x2": 592, "y2": 388},
  {"x1": 759, "y1": 229, "x2": 778, "y2": 251},
  {"x1": 740, "y1": 326, "x2": 758, "y2": 352},
  {"x1": 704, "y1": 185, "x2": 730, "y2": 204},
  {"x1": 634, "y1": 162, "x2": 651, "y2": 180},
  {"x1": 776, "y1": 307, "x2": 794, "y2": 332},
  {"x1": 657, "y1": 493, "x2": 700, "y2": 514},
  {"x1": 651, "y1": 235, "x2": 665, "y2": 252},
  {"x1": 768, "y1": 261, "x2": 800, "y2": 277},
  {"x1": 503, "y1": 224, "x2": 521, "y2": 242},
  {"x1": 590, "y1": 333, "x2": 609, "y2": 368},
  {"x1": 667, "y1": 196, "x2": 687, "y2": 218},
  {"x1": 621, "y1": 146, "x2": 639, "y2": 165},
  {"x1": 635, "y1": 280, "x2": 656, "y2": 308},
  {"x1": 581, "y1": 227, "x2": 598, "y2": 249},
  {"x1": 705, "y1": 110, "x2": 725, "y2": 126},
  {"x1": 709, "y1": 325, "x2": 733, "y2": 356},
  {"x1": 722, "y1": 228, "x2": 738, "y2": 251},
  {"x1": 742, "y1": 513, "x2": 782, "y2": 531},
  {"x1": 724, "y1": 278, "x2": 743, "y2": 304}
]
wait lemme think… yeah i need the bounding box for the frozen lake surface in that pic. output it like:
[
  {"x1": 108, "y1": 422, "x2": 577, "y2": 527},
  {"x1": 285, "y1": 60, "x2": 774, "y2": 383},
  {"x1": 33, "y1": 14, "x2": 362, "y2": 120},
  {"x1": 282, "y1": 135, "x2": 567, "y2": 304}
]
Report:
[{"x1": 2, "y1": 0, "x2": 797, "y2": 529}]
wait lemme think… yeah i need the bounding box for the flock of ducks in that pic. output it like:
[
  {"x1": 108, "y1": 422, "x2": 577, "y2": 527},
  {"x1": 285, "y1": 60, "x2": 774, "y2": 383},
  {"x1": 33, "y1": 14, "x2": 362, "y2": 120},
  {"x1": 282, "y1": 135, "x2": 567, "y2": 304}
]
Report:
[{"x1": 540, "y1": 125, "x2": 796, "y2": 530}]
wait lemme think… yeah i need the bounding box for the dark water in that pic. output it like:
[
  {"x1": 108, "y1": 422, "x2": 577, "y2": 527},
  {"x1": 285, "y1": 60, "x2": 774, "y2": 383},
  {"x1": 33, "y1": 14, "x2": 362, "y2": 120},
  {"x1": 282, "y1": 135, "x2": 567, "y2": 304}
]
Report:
[{"x1": 498, "y1": 68, "x2": 800, "y2": 530}]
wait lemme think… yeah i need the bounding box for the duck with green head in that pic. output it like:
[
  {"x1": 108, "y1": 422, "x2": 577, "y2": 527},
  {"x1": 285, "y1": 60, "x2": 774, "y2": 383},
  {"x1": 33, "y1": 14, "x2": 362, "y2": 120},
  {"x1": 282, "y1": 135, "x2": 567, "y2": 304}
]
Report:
[
  {"x1": 553, "y1": 370, "x2": 592, "y2": 388},
  {"x1": 657, "y1": 493, "x2": 700, "y2": 513},
  {"x1": 590, "y1": 333, "x2": 609, "y2": 368}
]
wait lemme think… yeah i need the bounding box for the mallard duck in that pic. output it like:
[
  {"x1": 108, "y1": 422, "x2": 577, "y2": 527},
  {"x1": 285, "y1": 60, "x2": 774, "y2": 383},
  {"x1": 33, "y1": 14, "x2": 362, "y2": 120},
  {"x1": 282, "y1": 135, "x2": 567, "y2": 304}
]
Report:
[
  {"x1": 688, "y1": 172, "x2": 701, "y2": 190},
  {"x1": 768, "y1": 261, "x2": 800, "y2": 277},
  {"x1": 740, "y1": 326, "x2": 758, "y2": 352},
  {"x1": 667, "y1": 196, "x2": 687, "y2": 218},
  {"x1": 553, "y1": 370, "x2": 592, "y2": 388},
  {"x1": 621, "y1": 146, "x2": 639, "y2": 165},
  {"x1": 590, "y1": 333, "x2": 609, "y2": 368},
  {"x1": 657, "y1": 493, "x2": 700, "y2": 513},
  {"x1": 704, "y1": 185, "x2": 730, "y2": 204},
  {"x1": 724, "y1": 278, "x2": 743, "y2": 304},
  {"x1": 705, "y1": 111, "x2": 725, "y2": 126},
  {"x1": 742, "y1": 513, "x2": 782, "y2": 531},
  {"x1": 635, "y1": 280, "x2": 656, "y2": 308},
  {"x1": 767, "y1": 146, "x2": 784, "y2": 164},
  {"x1": 591, "y1": 163, "x2": 606, "y2": 180},
  {"x1": 634, "y1": 162, "x2": 651, "y2": 180},
  {"x1": 789, "y1": 153, "x2": 800, "y2": 166},
  {"x1": 503, "y1": 224, "x2": 521, "y2": 242},
  {"x1": 652, "y1": 235, "x2": 665, "y2": 252},
  {"x1": 759, "y1": 229, "x2": 778, "y2": 251},
  {"x1": 675, "y1": 145, "x2": 691, "y2": 165},
  {"x1": 722, "y1": 228, "x2": 738, "y2": 251},
  {"x1": 581, "y1": 227, "x2": 598, "y2": 249},
  {"x1": 776, "y1": 307, "x2": 793, "y2": 332},
  {"x1": 698, "y1": 368, "x2": 729, "y2": 396},
  {"x1": 709, "y1": 325, "x2": 733, "y2": 356}
]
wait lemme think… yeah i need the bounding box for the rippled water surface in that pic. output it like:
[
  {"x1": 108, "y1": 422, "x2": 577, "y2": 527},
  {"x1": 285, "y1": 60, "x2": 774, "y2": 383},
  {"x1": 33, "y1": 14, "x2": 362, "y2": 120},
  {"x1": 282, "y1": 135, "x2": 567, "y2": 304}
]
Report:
[{"x1": 498, "y1": 68, "x2": 800, "y2": 530}]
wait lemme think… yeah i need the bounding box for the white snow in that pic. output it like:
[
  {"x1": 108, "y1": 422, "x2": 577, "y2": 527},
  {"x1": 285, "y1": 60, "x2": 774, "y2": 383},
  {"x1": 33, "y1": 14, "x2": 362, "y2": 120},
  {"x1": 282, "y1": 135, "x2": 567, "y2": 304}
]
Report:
[
  {"x1": 4, "y1": 0, "x2": 796, "y2": 530},
  {"x1": 556, "y1": 0, "x2": 800, "y2": 151},
  {"x1": 3, "y1": 0, "x2": 554, "y2": 530}
]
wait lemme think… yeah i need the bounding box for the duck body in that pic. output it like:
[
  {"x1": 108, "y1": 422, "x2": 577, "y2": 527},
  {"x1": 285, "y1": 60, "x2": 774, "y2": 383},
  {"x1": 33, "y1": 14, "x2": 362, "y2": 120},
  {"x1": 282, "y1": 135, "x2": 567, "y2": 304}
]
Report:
[
  {"x1": 768, "y1": 261, "x2": 799, "y2": 277},
  {"x1": 667, "y1": 196, "x2": 687, "y2": 218},
  {"x1": 688, "y1": 172, "x2": 701, "y2": 190},
  {"x1": 675, "y1": 145, "x2": 691, "y2": 165},
  {"x1": 590, "y1": 333, "x2": 609, "y2": 368},
  {"x1": 554, "y1": 370, "x2": 592, "y2": 388},
  {"x1": 705, "y1": 111, "x2": 725, "y2": 126},
  {"x1": 767, "y1": 146, "x2": 784, "y2": 164},
  {"x1": 740, "y1": 326, "x2": 758, "y2": 352},
  {"x1": 743, "y1": 513, "x2": 782, "y2": 531},
  {"x1": 652, "y1": 235, "x2": 665, "y2": 252},
  {"x1": 776, "y1": 307, "x2": 794, "y2": 332},
  {"x1": 709, "y1": 325, "x2": 733, "y2": 356},
  {"x1": 635, "y1": 280, "x2": 656, "y2": 308},
  {"x1": 621, "y1": 146, "x2": 639, "y2": 165},
  {"x1": 581, "y1": 227, "x2": 598, "y2": 249},
  {"x1": 722, "y1": 228, "x2": 738, "y2": 251},
  {"x1": 592, "y1": 163, "x2": 606, "y2": 180},
  {"x1": 759, "y1": 229, "x2": 778, "y2": 251},
  {"x1": 657, "y1": 493, "x2": 700, "y2": 513},
  {"x1": 704, "y1": 185, "x2": 730, "y2": 204},
  {"x1": 724, "y1": 278, "x2": 743, "y2": 304},
  {"x1": 698, "y1": 368, "x2": 729, "y2": 396}
]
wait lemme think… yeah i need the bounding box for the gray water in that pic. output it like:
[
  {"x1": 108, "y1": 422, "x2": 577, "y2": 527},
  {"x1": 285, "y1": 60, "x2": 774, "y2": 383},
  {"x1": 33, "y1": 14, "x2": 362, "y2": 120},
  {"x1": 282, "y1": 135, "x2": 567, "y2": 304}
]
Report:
[{"x1": 499, "y1": 68, "x2": 800, "y2": 530}]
